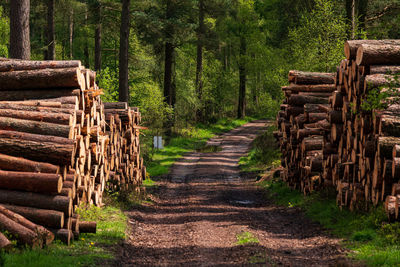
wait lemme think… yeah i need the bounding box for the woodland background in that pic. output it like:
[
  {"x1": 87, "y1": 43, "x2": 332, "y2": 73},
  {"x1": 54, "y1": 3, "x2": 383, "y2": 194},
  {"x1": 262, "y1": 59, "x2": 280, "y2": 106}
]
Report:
[{"x1": 0, "y1": 0, "x2": 400, "y2": 134}]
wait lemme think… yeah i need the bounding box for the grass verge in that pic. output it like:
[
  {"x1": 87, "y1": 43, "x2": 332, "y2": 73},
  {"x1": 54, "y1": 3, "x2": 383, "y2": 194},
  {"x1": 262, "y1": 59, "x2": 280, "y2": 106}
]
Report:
[
  {"x1": 259, "y1": 176, "x2": 400, "y2": 266},
  {"x1": 2, "y1": 195, "x2": 130, "y2": 267},
  {"x1": 147, "y1": 117, "x2": 255, "y2": 177}
]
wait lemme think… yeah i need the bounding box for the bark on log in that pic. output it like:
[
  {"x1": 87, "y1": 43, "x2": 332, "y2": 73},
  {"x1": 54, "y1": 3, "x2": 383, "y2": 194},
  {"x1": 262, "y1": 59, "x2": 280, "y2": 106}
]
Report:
[
  {"x1": 0, "y1": 189, "x2": 72, "y2": 216},
  {"x1": 0, "y1": 153, "x2": 59, "y2": 173},
  {"x1": 79, "y1": 221, "x2": 96, "y2": 233},
  {"x1": 0, "y1": 117, "x2": 73, "y2": 138},
  {"x1": 380, "y1": 116, "x2": 400, "y2": 137},
  {"x1": 0, "y1": 89, "x2": 80, "y2": 101},
  {"x1": 51, "y1": 229, "x2": 72, "y2": 245},
  {"x1": 288, "y1": 95, "x2": 329, "y2": 106},
  {"x1": 370, "y1": 66, "x2": 400, "y2": 75},
  {"x1": 0, "y1": 109, "x2": 72, "y2": 125},
  {"x1": 378, "y1": 136, "x2": 400, "y2": 158},
  {"x1": 364, "y1": 74, "x2": 400, "y2": 91},
  {"x1": 1, "y1": 204, "x2": 64, "y2": 229},
  {"x1": 288, "y1": 70, "x2": 335, "y2": 85},
  {"x1": 344, "y1": 40, "x2": 400, "y2": 60},
  {"x1": 0, "y1": 170, "x2": 62, "y2": 194},
  {"x1": 0, "y1": 68, "x2": 83, "y2": 90},
  {"x1": 0, "y1": 212, "x2": 40, "y2": 247},
  {"x1": 0, "y1": 130, "x2": 74, "y2": 165},
  {"x1": 282, "y1": 84, "x2": 336, "y2": 93},
  {"x1": 0, "y1": 232, "x2": 12, "y2": 250},
  {"x1": 104, "y1": 102, "x2": 128, "y2": 109},
  {"x1": 357, "y1": 44, "x2": 400, "y2": 66},
  {"x1": 0, "y1": 60, "x2": 81, "y2": 72}
]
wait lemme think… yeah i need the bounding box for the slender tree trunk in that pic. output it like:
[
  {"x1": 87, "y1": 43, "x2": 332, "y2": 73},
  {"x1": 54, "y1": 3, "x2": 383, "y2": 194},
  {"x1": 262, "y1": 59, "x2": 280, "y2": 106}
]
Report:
[
  {"x1": 94, "y1": 3, "x2": 102, "y2": 71},
  {"x1": 45, "y1": 0, "x2": 55, "y2": 60},
  {"x1": 9, "y1": 0, "x2": 30, "y2": 59},
  {"x1": 163, "y1": 0, "x2": 174, "y2": 107},
  {"x1": 118, "y1": 0, "x2": 131, "y2": 103},
  {"x1": 351, "y1": 0, "x2": 356, "y2": 39},
  {"x1": 195, "y1": 0, "x2": 205, "y2": 120},
  {"x1": 84, "y1": 3, "x2": 89, "y2": 67},
  {"x1": 358, "y1": 0, "x2": 368, "y2": 32},
  {"x1": 237, "y1": 36, "x2": 246, "y2": 119},
  {"x1": 69, "y1": 8, "x2": 74, "y2": 59}
]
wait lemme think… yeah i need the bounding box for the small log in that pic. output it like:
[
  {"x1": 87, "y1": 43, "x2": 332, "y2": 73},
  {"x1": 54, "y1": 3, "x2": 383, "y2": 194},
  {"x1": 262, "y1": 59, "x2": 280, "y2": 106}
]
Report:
[
  {"x1": 344, "y1": 40, "x2": 400, "y2": 60},
  {"x1": 0, "y1": 109, "x2": 72, "y2": 125},
  {"x1": 104, "y1": 102, "x2": 128, "y2": 109},
  {"x1": 378, "y1": 136, "x2": 400, "y2": 158},
  {"x1": 0, "y1": 60, "x2": 81, "y2": 72},
  {"x1": 0, "y1": 153, "x2": 59, "y2": 173},
  {"x1": 370, "y1": 65, "x2": 400, "y2": 75},
  {"x1": 51, "y1": 229, "x2": 72, "y2": 245},
  {"x1": 79, "y1": 221, "x2": 96, "y2": 233},
  {"x1": 288, "y1": 95, "x2": 329, "y2": 106}
]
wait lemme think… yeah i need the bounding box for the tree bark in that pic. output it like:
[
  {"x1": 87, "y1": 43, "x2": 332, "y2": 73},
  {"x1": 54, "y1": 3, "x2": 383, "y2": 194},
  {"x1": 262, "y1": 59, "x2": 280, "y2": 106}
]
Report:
[
  {"x1": 357, "y1": 44, "x2": 400, "y2": 66},
  {"x1": 45, "y1": 0, "x2": 55, "y2": 60},
  {"x1": 344, "y1": 40, "x2": 400, "y2": 60},
  {"x1": 118, "y1": 0, "x2": 130, "y2": 103},
  {"x1": 0, "y1": 212, "x2": 40, "y2": 247},
  {"x1": 94, "y1": 2, "x2": 102, "y2": 71},
  {"x1": 195, "y1": 0, "x2": 205, "y2": 120},
  {"x1": 0, "y1": 153, "x2": 58, "y2": 173},
  {"x1": 283, "y1": 84, "x2": 336, "y2": 93},
  {"x1": 0, "y1": 171, "x2": 62, "y2": 194},
  {"x1": 288, "y1": 71, "x2": 335, "y2": 85},
  {"x1": 69, "y1": 8, "x2": 74, "y2": 59},
  {"x1": 0, "y1": 60, "x2": 81, "y2": 72},
  {"x1": 79, "y1": 221, "x2": 96, "y2": 233},
  {"x1": 237, "y1": 36, "x2": 246, "y2": 119},
  {"x1": 288, "y1": 95, "x2": 329, "y2": 106},
  {"x1": 164, "y1": 43, "x2": 174, "y2": 106},
  {"x1": 9, "y1": 0, "x2": 30, "y2": 59}
]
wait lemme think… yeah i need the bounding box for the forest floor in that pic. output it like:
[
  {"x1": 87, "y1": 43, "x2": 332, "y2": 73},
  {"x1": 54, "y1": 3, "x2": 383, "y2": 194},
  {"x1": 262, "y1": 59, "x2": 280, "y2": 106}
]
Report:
[{"x1": 113, "y1": 120, "x2": 350, "y2": 266}]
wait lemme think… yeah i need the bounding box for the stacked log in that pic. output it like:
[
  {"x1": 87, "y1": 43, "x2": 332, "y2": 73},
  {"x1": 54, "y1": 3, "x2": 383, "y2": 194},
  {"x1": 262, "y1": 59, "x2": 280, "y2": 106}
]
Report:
[
  {"x1": 0, "y1": 59, "x2": 145, "y2": 248},
  {"x1": 276, "y1": 40, "x2": 400, "y2": 219},
  {"x1": 276, "y1": 71, "x2": 335, "y2": 195}
]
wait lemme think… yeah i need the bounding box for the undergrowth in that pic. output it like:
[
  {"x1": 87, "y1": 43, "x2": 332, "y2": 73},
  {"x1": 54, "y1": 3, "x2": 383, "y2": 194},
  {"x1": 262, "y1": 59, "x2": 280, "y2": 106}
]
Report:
[
  {"x1": 146, "y1": 117, "x2": 255, "y2": 177},
  {"x1": 236, "y1": 231, "x2": 259, "y2": 245},
  {"x1": 259, "y1": 177, "x2": 400, "y2": 266}
]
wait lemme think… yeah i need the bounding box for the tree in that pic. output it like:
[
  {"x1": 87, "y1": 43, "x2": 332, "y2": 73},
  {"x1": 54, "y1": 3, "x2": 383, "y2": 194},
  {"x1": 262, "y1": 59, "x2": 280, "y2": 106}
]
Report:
[
  {"x1": 119, "y1": 0, "x2": 131, "y2": 102},
  {"x1": 9, "y1": 0, "x2": 30, "y2": 59},
  {"x1": 45, "y1": 0, "x2": 55, "y2": 59},
  {"x1": 163, "y1": 0, "x2": 175, "y2": 107},
  {"x1": 195, "y1": 0, "x2": 205, "y2": 120}
]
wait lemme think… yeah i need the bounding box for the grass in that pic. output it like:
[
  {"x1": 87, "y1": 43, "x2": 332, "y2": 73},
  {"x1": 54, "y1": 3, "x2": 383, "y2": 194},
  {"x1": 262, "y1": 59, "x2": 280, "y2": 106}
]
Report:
[
  {"x1": 146, "y1": 117, "x2": 255, "y2": 177},
  {"x1": 259, "y1": 177, "x2": 400, "y2": 266},
  {"x1": 2, "y1": 196, "x2": 129, "y2": 267},
  {"x1": 239, "y1": 125, "x2": 281, "y2": 173},
  {"x1": 235, "y1": 231, "x2": 259, "y2": 245}
]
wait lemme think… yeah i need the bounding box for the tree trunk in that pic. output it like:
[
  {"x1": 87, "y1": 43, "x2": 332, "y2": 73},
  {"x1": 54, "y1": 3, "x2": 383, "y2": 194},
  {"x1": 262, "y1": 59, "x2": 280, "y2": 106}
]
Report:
[
  {"x1": 195, "y1": 0, "x2": 204, "y2": 120},
  {"x1": 84, "y1": 2, "x2": 90, "y2": 67},
  {"x1": 45, "y1": 0, "x2": 55, "y2": 60},
  {"x1": 164, "y1": 0, "x2": 175, "y2": 107},
  {"x1": 69, "y1": 8, "x2": 74, "y2": 59},
  {"x1": 237, "y1": 36, "x2": 246, "y2": 119},
  {"x1": 94, "y1": 3, "x2": 102, "y2": 71},
  {"x1": 9, "y1": 0, "x2": 30, "y2": 59},
  {"x1": 118, "y1": 0, "x2": 130, "y2": 103}
]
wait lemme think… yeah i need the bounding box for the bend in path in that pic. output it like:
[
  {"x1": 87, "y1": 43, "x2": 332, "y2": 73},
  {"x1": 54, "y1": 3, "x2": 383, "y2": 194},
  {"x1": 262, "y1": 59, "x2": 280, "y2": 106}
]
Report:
[{"x1": 115, "y1": 120, "x2": 346, "y2": 266}]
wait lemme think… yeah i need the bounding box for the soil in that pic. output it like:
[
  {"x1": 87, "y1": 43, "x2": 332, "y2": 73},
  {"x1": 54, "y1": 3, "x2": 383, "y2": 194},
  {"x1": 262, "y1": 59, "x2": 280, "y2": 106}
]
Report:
[{"x1": 113, "y1": 120, "x2": 351, "y2": 266}]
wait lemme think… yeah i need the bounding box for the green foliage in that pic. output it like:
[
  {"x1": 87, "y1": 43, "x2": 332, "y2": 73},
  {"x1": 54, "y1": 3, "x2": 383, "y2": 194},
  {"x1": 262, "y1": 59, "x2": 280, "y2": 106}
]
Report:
[
  {"x1": 98, "y1": 67, "x2": 119, "y2": 102},
  {"x1": 235, "y1": 231, "x2": 259, "y2": 245},
  {"x1": 0, "y1": 6, "x2": 9, "y2": 58},
  {"x1": 288, "y1": 0, "x2": 347, "y2": 72}
]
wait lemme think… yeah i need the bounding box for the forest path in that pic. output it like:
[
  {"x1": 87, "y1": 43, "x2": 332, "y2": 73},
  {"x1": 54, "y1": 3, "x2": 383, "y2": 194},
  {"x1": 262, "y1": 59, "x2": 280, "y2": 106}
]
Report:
[{"x1": 114, "y1": 120, "x2": 346, "y2": 266}]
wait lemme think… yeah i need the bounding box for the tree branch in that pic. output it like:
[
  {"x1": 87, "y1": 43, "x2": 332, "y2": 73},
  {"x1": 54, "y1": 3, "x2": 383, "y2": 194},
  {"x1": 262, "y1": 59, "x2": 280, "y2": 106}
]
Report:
[{"x1": 366, "y1": 4, "x2": 400, "y2": 22}]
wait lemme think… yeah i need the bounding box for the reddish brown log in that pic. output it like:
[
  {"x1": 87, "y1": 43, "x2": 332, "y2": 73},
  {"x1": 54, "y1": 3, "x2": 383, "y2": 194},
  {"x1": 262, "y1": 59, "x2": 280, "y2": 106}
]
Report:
[
  {"x1": 0, "y1": 109, "x2": 72, "y2": 125},
  {"x1": 370, "y1": 66, "x2": 400, "y2": 75},
  {"x1": 0, "y1": 68, "x2": 84, "y2": 90},
  {"x1": 378, "y1": 136, "x2": 400, "y2": 158},
  {"x1": 0, "y1": 212, "x2": 40, "y2": 247},
  {"x1": 288, "y1": 70, "x2": 335, "y2": 85},
  {"x1": 0, "y1": 189, "x2": 72, "y2": 216},
  {"x1": 344, "y1": 40, "x2": 400, "y2": 60},
  {"x1": 51, "y1": 229, "x2": 72, "y2": 245},
  {"x1": 2, "y1": 204, "x2": 64, "y2": 229},
  {"x1": 0, "y1": 60, "x2": 81, "y2": 72},
  {"x1": 0, "y1": 153, "x2": 59, "y2": 173},
  {"x1": 288, "y1": 95, "x2": 329, "y2": 106},
  {"x1": 364, "y1": 74, "x2": 400, "y2": 91},
  {"x1": 357, "y1": 44, "x2": 400, "y2": 66},
  {"x1": 0, "y1": 89, "x2": 81, "y2": 101},
  {"x1": 79, "y1": 221, "x2": 96, "y2": 233}
]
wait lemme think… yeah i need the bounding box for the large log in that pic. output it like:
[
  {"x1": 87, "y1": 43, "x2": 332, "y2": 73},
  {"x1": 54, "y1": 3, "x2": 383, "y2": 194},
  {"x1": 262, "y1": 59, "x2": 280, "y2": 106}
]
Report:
[
  {"x1": 0, "y1": 170, "x2": 62, "y2": 194},
  {"x1": 288, "y1": 95, "x2": 329, "y2": 106},
  {"x1": 0, "y1": 60, "x2": 81, "y2": 72},
  {"x1": 0, "y1": 109, "x2": 72, "y2": 125},
  {"x1": 364, "y1": 74, "x2": 400, "y2": 91},
  {"x1": 0, "y1": 117, "x2": 73, "y2": 138},
  {"x1": 378, "y1": 136, "x2": 400, "y2": 158},
  {"x1": 0, "y1": 68, "x2": 84, "y2": 90},
  {"x1": 357, "y1": 44, "x2": 400, "y2": 66},
  {"x1": 0, "y1": 89, "x2": 80, "y2": 101},
  {"x1": 0, "y1": 205, "x2": 54, "y2": 246},
  {"x1": 288, "y1": 70, "x2": 335, "y2": 85},
  {"x1": 282, "y1": 84, "x2": 336, "y2": 93},
  {"x1": 79, "y1": 221, "x2": 96, "y2": 233},
  {"x1": 379, "y1": 115, "x2": 400, "y2": 137},
  {"x1": 0, "y1": 189, "x2": 72, "y2": 216},
  {"x1": 0, "y1": 153, "x2": 59, "y2": 173},
  {"x1": 344, "y1": 40, "x2": 400, "y2": 60},
  {"x1": 370, "y1": 66, "x2": 400, "y2": 75},
  {"x1": 1, "y1": 204, "x2": 64, "y2": 229},
  {"x1": 0, "y1": 212, "x2": 40, "y2": 247},
  {"x1": 0, "y1": 130, "x2": 74, "y2": 165}
]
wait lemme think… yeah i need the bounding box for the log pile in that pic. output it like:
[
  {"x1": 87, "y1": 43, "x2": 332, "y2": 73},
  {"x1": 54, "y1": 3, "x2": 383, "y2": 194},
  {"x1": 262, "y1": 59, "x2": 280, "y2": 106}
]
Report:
[
  {"x1": 276, "y1": 40, "x2": 400, "y2": 220},
  {"x1": 0, "y1": 59, "x2": 145, "y2": 248},
  {"x1": 276, "y1": 70, "x2": 335, "y2": 194}
]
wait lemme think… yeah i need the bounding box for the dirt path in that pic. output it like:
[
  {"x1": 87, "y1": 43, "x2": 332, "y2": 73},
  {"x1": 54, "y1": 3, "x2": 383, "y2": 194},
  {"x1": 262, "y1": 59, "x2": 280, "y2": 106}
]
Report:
[{"x1": 115, "y1": 120, "x2": 347, "y2": 266}]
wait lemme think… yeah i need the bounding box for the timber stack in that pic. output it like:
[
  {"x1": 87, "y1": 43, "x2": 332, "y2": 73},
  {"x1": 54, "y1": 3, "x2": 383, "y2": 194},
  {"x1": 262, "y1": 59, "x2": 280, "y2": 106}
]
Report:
[
  {"x1": 276, "y1": 40, "x2": 400, "y2": 220},
  {"x1": 0, "y1": 59, "x2": 145, "y2": 249},
  {"x1": 276, "y1": 70, "x2": 335, "y2": 194}
]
